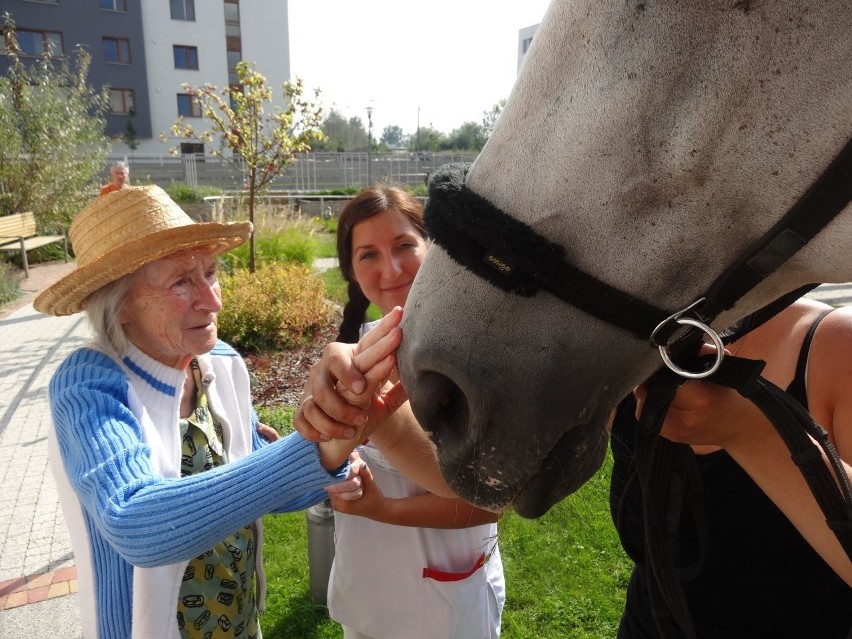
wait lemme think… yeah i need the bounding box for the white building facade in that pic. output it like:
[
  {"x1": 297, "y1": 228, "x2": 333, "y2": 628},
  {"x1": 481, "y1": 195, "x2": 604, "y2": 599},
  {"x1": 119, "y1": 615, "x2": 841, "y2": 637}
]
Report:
[{"x1": 138, "y1": 0, "x2": 291, "y2": 157}]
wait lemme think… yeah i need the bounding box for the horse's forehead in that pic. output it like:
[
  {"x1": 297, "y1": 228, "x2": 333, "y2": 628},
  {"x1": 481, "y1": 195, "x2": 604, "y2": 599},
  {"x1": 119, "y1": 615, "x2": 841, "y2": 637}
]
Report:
[
  {"x1": 460, "y1": 0, "x2": 850, "y2": 315},
  {"x1": 474, "y1": 0, "x2": 850, "y2": 226}
]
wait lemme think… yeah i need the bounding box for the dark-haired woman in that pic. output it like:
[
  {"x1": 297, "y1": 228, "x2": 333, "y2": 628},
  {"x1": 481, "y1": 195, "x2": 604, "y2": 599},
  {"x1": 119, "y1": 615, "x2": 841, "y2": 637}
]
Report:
[{"x1": 325, "y1": 185, "x2": 505, "y2": 639}]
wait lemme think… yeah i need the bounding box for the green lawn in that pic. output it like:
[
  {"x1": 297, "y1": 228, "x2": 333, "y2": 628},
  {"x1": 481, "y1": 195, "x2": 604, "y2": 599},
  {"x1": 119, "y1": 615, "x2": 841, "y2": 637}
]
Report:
[{"x1": 258, "y1": 453, "x2": 630, "y2": 639}]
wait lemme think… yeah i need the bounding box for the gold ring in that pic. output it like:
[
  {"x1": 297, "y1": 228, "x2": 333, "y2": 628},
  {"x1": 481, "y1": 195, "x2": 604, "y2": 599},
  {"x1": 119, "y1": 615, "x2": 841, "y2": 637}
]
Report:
[{"x1": 301, "y1": 394, "x2": 313, "y2": 407}]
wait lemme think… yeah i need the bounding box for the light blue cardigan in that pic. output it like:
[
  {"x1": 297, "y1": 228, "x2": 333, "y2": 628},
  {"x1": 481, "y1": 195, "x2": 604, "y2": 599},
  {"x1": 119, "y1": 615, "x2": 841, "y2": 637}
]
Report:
[{"x1": 48, "y1": 340, "x2": 347, "y2": 638}]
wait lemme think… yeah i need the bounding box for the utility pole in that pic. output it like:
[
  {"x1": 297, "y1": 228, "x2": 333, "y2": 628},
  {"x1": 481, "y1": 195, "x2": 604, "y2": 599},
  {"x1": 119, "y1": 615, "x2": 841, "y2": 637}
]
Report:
[{"x1": 366, "y1": 105, "x2": 374, "y2": 185}]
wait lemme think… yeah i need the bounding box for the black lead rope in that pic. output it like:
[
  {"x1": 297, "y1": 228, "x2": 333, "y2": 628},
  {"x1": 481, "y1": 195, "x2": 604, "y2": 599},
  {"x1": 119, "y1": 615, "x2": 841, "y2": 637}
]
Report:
[
  {"x1": 632, "y1": 349, "x2": 852, "y2": 639},
  {"x1": 633, "y1": 367, "x2": 700, "y2": 639},
  {"x1": 708, "y1": 355, "x2": 852, "y2": 554}
]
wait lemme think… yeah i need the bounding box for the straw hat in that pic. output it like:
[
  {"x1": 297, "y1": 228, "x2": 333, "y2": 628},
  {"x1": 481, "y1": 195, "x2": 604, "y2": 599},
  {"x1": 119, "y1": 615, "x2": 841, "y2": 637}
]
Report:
[{"x1": 34, "y1": 185, "x2": 253, "y2": 316}]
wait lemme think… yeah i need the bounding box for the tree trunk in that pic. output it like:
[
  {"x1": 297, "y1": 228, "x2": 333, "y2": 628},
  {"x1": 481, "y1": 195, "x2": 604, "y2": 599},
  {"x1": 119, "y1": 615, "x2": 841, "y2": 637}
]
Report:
[{"x1": 248, "y1": 169, "x2": 257, "y2": 273}]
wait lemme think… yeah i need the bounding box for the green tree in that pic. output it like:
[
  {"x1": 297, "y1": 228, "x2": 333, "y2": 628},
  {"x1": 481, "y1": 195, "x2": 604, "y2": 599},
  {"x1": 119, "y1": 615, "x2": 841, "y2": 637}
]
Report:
[
  {"x1": 168, "y1": 61, "x2": 325, "y2": 272},
  {"x1": 380, "y1": 124, "x2": 404, "y2": 148},
  {"x1": 446, "y1": 121, "x2": 487, "y2": 151},
  {"x1": 410, "y1": 125, "x2": 445, "y2": 152},
  {"x1": 311, "y1": 109, "x2": 373, "y2": 152},
  {"x1": 482, "y1": 99, "x2": 506, "y2": 138},
  {"x1": 0, "y1": 14, "x2": 109, "y2": 227},
  {"x1": 313, "y1": 108, "x2": 347, "y2": 151},
  {"x1": 123, "y1": 108, "x2": 139, "y2": 155}
]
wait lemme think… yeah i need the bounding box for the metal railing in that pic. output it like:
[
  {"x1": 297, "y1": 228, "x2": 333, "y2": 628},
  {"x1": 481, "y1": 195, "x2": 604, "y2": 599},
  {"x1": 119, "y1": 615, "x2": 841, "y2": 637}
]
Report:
[
  {"x1": 202, "y1": 191, "x2": 428, "y2": 222},
  {"x1": 107, "y1": 151, "x2": 478, "y2": 191}
]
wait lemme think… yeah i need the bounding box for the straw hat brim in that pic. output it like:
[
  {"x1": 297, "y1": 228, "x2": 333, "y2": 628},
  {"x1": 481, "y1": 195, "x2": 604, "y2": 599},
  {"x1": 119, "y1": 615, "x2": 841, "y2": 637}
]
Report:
[{"x1": 34, "y1": 221, "x2": 252, "y2": 317}]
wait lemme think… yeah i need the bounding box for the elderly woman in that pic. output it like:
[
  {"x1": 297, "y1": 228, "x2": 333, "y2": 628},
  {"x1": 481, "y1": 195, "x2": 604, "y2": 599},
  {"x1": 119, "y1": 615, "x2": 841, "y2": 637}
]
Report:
[
  {"x1": 99, "y1": 161, "x2": 130, "y2": 196},
  {"x1": 33, "y1": 186, "x2": 394, "y2": 639}
]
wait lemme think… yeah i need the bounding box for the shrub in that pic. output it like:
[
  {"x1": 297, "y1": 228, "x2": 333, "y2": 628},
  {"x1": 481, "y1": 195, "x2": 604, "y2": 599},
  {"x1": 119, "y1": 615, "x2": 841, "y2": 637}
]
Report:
[
  {"x1": 0, "y1": 261, "x2": 20, "y2": 307},
  {"x1": 312, "y1": 214, "x2": 338, "y2": 236},
  {"x1": 405, "y1": 183, "x2": 428, "y2": 198},
  {"x1": 256, "y1": 405, "x2": 295, "y2": 436},
  {"x1": 314, "y1": 188, "x2": 359, "y2": 196},
  {"x1": 218, "y1": 262, "x2": 332, "y2": 351},
  {"x1": 222, "y1": 225, "x2": 319, "y2": 272},
  {"x1": 163, "y1": 182, "x2": 222, "y2": 204}
]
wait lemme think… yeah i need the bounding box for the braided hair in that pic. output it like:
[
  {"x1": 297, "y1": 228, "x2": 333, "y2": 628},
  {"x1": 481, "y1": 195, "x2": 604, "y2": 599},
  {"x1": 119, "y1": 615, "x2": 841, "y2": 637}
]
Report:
[{"x1": 335, "y1": 185, "x2": 427, "y2": 343}]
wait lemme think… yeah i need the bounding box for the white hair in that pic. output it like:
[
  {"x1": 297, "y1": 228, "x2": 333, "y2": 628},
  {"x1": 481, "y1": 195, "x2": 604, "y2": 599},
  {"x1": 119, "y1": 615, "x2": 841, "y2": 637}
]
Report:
[{"x1": 84, "y1": 274, "x2": 135, "y2": 355}]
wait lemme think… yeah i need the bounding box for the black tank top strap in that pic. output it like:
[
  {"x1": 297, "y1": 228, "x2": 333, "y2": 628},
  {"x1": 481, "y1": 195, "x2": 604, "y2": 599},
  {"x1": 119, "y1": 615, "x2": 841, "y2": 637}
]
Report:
[{"x1": 785, "y1": 308, "x2": 834, "y2": 408}]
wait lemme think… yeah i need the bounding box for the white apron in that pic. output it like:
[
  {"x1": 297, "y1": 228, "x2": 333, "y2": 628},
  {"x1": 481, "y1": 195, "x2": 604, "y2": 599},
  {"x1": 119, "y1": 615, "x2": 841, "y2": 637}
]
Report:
[{"x1": 328, "y1": 442, "x2": 505, "y2": 639}]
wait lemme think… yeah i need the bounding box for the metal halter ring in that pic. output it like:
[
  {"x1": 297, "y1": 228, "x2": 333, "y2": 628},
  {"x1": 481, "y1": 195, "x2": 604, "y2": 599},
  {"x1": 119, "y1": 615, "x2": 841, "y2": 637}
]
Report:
[{"x1": 657, "y1": 317, "x2": 725, "y2": 379}]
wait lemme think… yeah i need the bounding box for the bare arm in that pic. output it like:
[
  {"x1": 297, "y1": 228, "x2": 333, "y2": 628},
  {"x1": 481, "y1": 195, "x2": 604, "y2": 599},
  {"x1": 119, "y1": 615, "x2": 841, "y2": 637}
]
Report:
[
  {"x1": 640, "y1": 308, "x2": 852, "y2": 585},
  {"x1": 329, "y1": 461, "x2": 498, "y2": 527},
  {"x1": 366, "y1": 399, "x2": 457, "y2": 498}
]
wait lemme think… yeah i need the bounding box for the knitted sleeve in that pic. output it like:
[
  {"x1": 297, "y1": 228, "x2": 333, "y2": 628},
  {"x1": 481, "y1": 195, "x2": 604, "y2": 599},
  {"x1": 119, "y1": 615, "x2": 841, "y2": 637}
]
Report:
[{"x1": 49, "y1": 348, "x2": 347, "y2": 568}]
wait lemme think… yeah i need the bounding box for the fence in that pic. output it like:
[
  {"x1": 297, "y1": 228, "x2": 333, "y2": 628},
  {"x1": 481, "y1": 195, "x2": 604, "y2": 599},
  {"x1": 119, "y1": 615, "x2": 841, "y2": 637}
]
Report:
[
  {"x1": 109, "y1": 151, "x2": 478, "y2": 192},
  {"x1": 202, "y1": 192, "x2": 429, "y2": 223}
]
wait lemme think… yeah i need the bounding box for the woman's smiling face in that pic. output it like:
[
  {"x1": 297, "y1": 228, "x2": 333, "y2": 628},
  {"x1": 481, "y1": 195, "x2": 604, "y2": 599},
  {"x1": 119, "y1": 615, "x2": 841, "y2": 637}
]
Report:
[
  {"x1": 350, "y1": 209, "x2": 429, "y2": 315},
  {"x1": 119, "y1": 248, "x2": 222, "y2": 369}
]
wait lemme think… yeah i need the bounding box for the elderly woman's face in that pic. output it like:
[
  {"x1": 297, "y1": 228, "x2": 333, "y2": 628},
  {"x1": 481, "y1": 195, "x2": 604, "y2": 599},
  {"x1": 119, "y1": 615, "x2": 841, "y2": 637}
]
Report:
[
  {"x1": 111, "y1": 166, "x2": 129, "y2": 187},
  {"x1": 120, "y1": 248, "x2": 222, "y2": 369}
]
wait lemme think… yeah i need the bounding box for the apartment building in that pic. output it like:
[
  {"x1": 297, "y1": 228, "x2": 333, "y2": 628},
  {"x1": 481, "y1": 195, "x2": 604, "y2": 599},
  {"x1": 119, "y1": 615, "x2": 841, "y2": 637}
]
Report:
[
  {"x1": 517, "y1": 22, "x2": 538, "y2": 74},
  {"x1": 0, "y1": 0, "x2": 290, "y2": 157}
]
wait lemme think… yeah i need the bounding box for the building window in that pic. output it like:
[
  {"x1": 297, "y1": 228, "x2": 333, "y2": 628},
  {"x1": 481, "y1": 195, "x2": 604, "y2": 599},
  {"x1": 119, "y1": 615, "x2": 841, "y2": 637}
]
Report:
[
  {"x1": 170, "y1": 0, "x2": 196, "y2": 21},
  {"x1": 15, "y1": 29, "x2": 63, "y2": 57},
  {"x1": 180, "y1": 142, "x2": 205, "y2": 156},
  {"x1": 177, "y1": 93, "x2": 202, "y2": 118},
  {"x1": 109, "y1": 88, "x2": 135, "y2": 114},
  {"x1": 103, "y1": 37, "x2": 131, "y2": 64},
  {"x1": 173, "y1": 45, "x2": 198, "y2": 70},
  {"x1": 99, "y1": 0, "x2": 127, "y2": 11},
  {"x1": 522, "y1": 37, "x2": 533, "y2": 54},
  {"x1": 227, "y1": 51, "x2": 242, "y2": 85},
  {"x1": 224, "y1": 1, "x2": 240, "y2": 37}
]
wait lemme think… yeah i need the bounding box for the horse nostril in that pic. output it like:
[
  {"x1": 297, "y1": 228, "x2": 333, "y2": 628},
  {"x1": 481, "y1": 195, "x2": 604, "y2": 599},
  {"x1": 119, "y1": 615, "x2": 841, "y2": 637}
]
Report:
[{"x1": 411, "y1": 370, "x2": 470, "y2": 448}]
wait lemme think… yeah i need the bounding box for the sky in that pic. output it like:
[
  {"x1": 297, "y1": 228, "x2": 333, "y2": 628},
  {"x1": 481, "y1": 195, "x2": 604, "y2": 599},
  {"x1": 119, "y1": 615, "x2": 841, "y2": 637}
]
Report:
[{"x1": 287, "y1": 0, "x2": 553, "y2": 138}]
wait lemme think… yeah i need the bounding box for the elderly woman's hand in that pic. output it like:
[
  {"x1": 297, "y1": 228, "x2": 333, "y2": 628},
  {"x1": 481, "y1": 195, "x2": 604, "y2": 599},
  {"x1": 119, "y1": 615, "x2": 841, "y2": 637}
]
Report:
[
  {"x1": 327, "y1": 455, "x2": 386, "y2": 517},
  {"x1": 295, "y1": 307, "x2": 405, "y2": 443},
  {"x1": 324, "y1": 451, "x2": 368, "y2": 502},
  {"x1": 255, "y1": 422, "x2": 280, "y2": 443}
]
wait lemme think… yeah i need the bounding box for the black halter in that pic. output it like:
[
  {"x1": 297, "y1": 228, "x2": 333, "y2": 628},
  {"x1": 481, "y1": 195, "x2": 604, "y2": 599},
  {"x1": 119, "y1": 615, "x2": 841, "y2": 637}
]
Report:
[
  {"x1": 426, "y1": 136, "x2": 852, "y2": 347},
  {"x1": 423, "y1": 137, "x2": 852, "y2": 639}
]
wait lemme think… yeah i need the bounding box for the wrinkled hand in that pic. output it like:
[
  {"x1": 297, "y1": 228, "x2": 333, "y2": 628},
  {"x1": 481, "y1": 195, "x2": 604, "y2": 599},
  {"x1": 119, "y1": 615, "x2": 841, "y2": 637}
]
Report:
[
  {"x1": 327, "y1": 455, "x2": 387, "y2": 518},
  {"x1": 255, "y1": 421, "x2": 280, "y2": 443},
  {"x1": 295, "y1": 307, "x2": 407, "y2": 442},
  {"x1": 324, "y1": 451, "x2": 367, "y2": 502}
]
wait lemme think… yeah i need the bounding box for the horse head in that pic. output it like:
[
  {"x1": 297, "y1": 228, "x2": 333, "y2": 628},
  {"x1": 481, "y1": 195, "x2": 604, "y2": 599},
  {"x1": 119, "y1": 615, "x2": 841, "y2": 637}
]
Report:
[{"x1": 397, "y1": 0, "x2": 852, "y2": 518}]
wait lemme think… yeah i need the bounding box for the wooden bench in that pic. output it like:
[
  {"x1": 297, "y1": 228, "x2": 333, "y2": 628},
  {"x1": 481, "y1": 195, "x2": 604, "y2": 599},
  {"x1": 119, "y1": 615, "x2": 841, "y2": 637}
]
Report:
[{"x1": 0, "y1": 211, "x2": 69, "y2": 278}]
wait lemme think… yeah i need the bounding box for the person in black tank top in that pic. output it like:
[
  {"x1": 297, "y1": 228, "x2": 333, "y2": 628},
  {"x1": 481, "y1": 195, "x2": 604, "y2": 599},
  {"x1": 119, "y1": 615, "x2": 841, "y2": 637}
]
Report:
[{"x1": 610, "y1": 303, "x2": 852, "y2": 638}]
